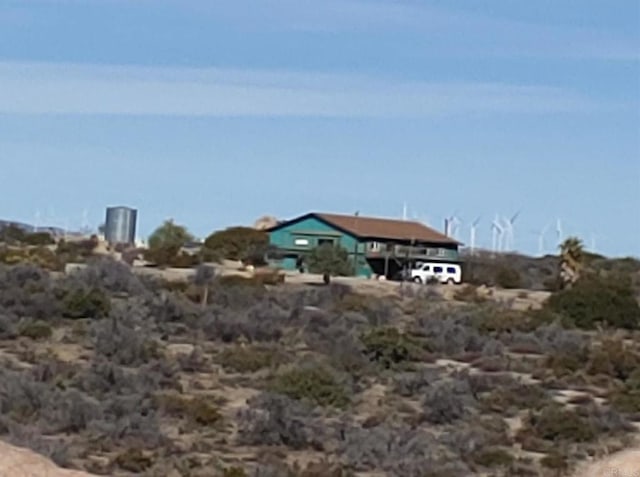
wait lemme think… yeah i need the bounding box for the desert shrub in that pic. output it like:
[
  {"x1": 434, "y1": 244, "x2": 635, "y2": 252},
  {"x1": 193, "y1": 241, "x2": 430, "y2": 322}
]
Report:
[
  {"x1": 338, "y1": 423, "x2": 470, "y2": 477},
  {"x1": 610, "y1": 388, "x2": 640, "y2": 414},
  {"x1": 545, "y1": 275, "x2": 640, "y2": 329},
  {"x1": 91, "y1": 316, "x2": 160, "y2": 366},
  {"x1": 0, "y1": 314, "x2": 16, "y2": 339},
  {"x1": 201, "y1": 303, "x2": 285, "y2": 343},
  {"x1": 587, "y1": 338, "x2": 640, "y2": 381},
  {"x1": 480, "y1": 383, "x2": 551, "y2": 415},
  {"x1": 495, "y1": 266, "x2": 522, "y2": 289},
  {"x1": 471, "y1": 448, "x2": 514, "y2": 468},
  {"x1": 156, "y1": 393, "x2": 221, "y2": 425},
  {"x1": 112, "y1": 448, "x2": 153, "y2": 472},
  {"x1": 422, "y1": 375, "x2": 477, "y2": 424},
  {"x1": 60, "y1": 286, "x2": 110, "y2": 319},
  {"x1": 223, "y1": 467, "x2": 249, "y2": 477},
  {"x1": 521, "y1": 405, "x2": 596, "y2": 443},
  {"x1": 540, "y1": 451, "x2": 569, "y2": 470},
  {"x1": 269, "y1": 364, "x2": 350, "y2": 408},
  {"x1": 326, "y1": 335, "x2": 372, "y2": 379},
  {"x1": 412, "y1": 309, "x2": 486, "y2": 356},
  {"x1": 176, "y1": 347, "x2": 209, "y2": 373},
  {"x1": 393, "y1": 367, "x2": 444, "y2": 397},
  {"x1": 72, "y1": 258, "x2": 146, "y2": 295},
  {"x1": 0, "y1": 368, "x2": 49, "y2": 424},
  {"x1": 291, "y1": 460, "x2": 355, "y2": 477},
  {"x1": 360, "y1": 327, "x2": 426, "y2": 369},
  {"x1": 18, "y1": 320, "x2": 53, "y2": 340},
  {"x1": 217, "y1": 345, "x2": 286, "y2": 373},
  {"x1": 237, "y1": 392, "x2": 324, "y2": 450},
  {"x1": 0, "y1": 265, "x2": 59, "y2": 320},
  {"x1": 578, "y1": 401, "x2": 634, "y2": 435},
  {"x1": 453, "y1": 284, "x2": 487, "y2": 303}
]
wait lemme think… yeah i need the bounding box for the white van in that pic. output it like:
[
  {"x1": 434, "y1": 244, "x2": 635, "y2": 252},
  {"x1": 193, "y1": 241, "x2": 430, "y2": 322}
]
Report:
[{"x1": 409, "y1": 262, "x2": 462, "y2": 285}]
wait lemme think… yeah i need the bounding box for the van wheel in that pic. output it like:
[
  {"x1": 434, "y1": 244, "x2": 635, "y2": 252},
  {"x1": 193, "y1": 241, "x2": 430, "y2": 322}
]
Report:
[{"x1": 413, "y1": 277, "x2": 422, "y2": 284}]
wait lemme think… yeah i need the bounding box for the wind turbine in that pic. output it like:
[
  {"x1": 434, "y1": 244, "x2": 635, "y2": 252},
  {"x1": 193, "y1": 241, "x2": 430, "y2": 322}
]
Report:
[
  {"x1": 445, "y1": 211, "x2": 461, "y2": 239},
  {"x1": 34, "y1": 210, "x2": 41, "y2": 233},
  {"x1": 491, "y1": 215, "x2": 504, "y2": 253},
  {"x1": 402, "y1": 202, "x2": 408, "y2": 221},
  {"x1": 556, "y1": 218, "x2": 563, "y2": 247},
  {"x1": 503, "y1": 211, "x2": 521, "y2": 252},
  {"x1": 469, "y1": 216, "x2": 481, "y2": 255},
  {"x1": 537, "y1": 223, "x2": 551, "y2": 256}
]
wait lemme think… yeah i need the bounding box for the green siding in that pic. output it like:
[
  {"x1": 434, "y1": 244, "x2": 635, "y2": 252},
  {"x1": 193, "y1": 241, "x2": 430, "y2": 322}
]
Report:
[{"x1": 269, "y1": 216, "x2": 372, "y2": 277}]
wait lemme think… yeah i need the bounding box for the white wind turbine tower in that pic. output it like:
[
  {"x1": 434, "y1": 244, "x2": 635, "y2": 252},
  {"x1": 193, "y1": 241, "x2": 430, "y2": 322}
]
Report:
[
  {"x1": 444, "y1": 211, "x2": 461, "y2": 239},
  {"x1": 556, "y1": 218, "x2": 564, "y2": 247},
  {"x1": 469, "y1": 217, "x2": 481, "y2": 255},
  {"x1": 491, "y1": 215, "x2": 504, "y2": 253},
  {"x1": 537, "y1": 223, "x2": 551, "y2": 256},
  {"x1": 34, "y1": 210, "x2": 41, "y2": 233},
  {"x1": 503, "y1": 211, "x2": 521, "y2": 252}
]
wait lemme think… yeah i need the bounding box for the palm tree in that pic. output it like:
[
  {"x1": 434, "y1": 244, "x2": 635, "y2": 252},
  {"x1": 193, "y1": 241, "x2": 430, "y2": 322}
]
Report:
[{"x1": 559, "y1": 237, "x2": 584, "y2": 289}]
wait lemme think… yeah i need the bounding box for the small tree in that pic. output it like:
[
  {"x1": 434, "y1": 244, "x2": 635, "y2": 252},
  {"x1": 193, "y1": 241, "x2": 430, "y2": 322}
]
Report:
[
  {"x1": 559, "y1": 237, "x2": 584, "y2": 289},
  {"x1": 145, "y1": 220, "x2": 194, "y2": 267},
  {"x1": 307, "y1": 244, "x2": 353, "y2": 283},
  {"x1": 203, "y1": 226, "x2": 269, "y2": 264}
]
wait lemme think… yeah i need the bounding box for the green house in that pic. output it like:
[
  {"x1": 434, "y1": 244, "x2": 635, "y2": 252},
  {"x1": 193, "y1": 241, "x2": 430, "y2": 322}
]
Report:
[{"x1": 266, "y1": 212, "x2": 462, "y2": 278}]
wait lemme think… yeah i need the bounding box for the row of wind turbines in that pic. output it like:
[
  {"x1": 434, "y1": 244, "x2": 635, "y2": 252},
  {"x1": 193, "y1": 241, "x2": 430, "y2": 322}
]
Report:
[
  {"x1": 33, "y1": 207, "x2": 93, "y2": 238},
  {"x1": 401, "y1": 203, "x2": 593, "y2": 256},
  {"x1": 444, "y1": 212, "x2": 568, "y2": 256}
]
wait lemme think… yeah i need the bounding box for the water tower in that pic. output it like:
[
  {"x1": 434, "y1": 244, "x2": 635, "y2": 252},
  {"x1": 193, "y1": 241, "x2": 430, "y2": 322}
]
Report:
[{"x1": 104, "y1": 206, "x2": 137, "y2": 246}]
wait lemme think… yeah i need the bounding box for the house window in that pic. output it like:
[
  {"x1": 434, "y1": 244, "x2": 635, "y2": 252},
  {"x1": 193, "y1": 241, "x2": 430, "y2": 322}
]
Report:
[
  {"x1": 294, "y1": 238, "x2": 309, "y2": 246},
  {"x1": 437, "y1": 248, "x2": 446, "y2": 257},
  {"x1": 370, "y1": 241, "x2": 382, "y2": 252},
  {"x1": 318, "y1": 238, "x2": 335, "y2": 247}
]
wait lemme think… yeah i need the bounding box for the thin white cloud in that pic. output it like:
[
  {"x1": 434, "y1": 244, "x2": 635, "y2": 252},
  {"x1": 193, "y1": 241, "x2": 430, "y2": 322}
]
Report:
[
  {"x1": 0, "y1": 61, "x2": 605, "y2": 117},
  {"x1": 185, "y1": 0, "x2": 640, "y2": 61}
]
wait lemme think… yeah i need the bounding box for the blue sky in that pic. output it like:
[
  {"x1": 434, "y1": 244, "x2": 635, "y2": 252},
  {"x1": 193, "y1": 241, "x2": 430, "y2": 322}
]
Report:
[{"x1": 0, "y1": 0, "x2": 638, "y2": 257}]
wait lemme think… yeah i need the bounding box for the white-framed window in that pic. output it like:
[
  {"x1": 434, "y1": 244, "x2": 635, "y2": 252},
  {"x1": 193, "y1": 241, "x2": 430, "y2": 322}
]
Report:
[
  {"x1": 370, "y1": 241, "x2": 382, "y2": 252},
  {"x1": 437, "y1": 248, "x2": 446, "y2": 257},
  {"x1": 294, "y1": 238, "x2": 309, "y2": 246}
]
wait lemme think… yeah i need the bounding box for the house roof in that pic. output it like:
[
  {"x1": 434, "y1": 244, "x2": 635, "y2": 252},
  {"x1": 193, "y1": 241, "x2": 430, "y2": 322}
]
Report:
[{"x1": 269, "y1": 212, "x2": 462, "y2": 245}]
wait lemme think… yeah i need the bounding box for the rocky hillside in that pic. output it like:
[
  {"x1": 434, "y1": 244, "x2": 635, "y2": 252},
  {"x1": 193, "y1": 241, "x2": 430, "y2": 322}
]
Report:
[{"x1": 0, "y1": 259, "x2": 639, "y2": 476}]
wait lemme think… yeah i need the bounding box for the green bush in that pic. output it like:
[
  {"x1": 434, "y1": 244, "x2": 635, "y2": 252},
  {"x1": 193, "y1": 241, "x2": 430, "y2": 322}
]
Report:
[
  {"x1": 19, "y1": 320, "x2": 53, "y2": 340},
  {"x1": 307, "y1": 243, "x2": 353, "y2": 277},
  {"x1": 217, "y1": 346, "x2": 286, "y2": 373},
  {"x1": 587, "y1": 338, "x2": 640, "y2": 381},
  {"x1": 360, "y1": 327, "x2": 426, "y2": 369},
  {"x1": 472, "y1": 448, "x2": 514, "y2": 468},
  {"x1": 203, "y1": 226, "x2": 269, "y2": 263},
  {"x1": 61, "y1": 287, "x2": 110, "y2": 319},
  {"x1": 495, "y1": 266, "x2": 522, "y2": 289},
  {"x1": 113, "y1": 449, "x2": 153, "y2": 473},
  {"x1": 545, "y1": 275, "x2": 640, "y2": 330},
  {"x1": 269, "y1": 364, "x2": 350, "y2": 408},
  {"x1": 540, "y1": 451, "x2": 569, "y2": 470},
  {"x1": 522, "y1": 405, "x2": 596, "y2": 443},
  {"x1": 156, "y1": 393, "x2": 222, "y2": 426},
  {"x1": 453, "y1": 284, "x2": 488, "y2": 303}
]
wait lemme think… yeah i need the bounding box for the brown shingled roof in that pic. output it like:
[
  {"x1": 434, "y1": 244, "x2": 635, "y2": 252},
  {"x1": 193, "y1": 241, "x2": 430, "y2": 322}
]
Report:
[{"x1": 315, "y1": 212, "x2": 460, "y2": 245}]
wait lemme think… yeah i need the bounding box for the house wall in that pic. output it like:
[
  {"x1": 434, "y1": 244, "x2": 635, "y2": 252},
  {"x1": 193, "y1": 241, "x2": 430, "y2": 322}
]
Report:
[{"x1": 268, "y1": 216, "x2": 372, "y2": 277}]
